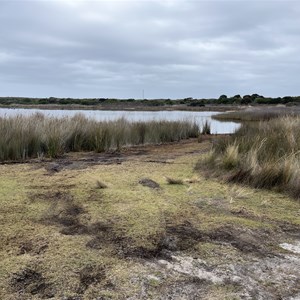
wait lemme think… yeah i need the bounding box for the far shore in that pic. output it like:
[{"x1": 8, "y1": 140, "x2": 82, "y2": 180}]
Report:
[{"x1": 0, "y1": 103, "x2": 242, "y2": 112}]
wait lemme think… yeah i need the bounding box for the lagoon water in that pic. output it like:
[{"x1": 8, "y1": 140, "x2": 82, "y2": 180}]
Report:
[{"x1": 0, "y1": 108, "x2": 239, "y2": 134}]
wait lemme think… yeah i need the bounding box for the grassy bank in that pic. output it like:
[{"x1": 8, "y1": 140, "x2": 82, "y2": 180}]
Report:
[
  {"x1": 0, "y1": 140, "x2": 299, "y2": 299},
  {"x1": 197, "y1": 116, "x2": 300, "y2": 199},
  {"x1": 0, "y1": 114, "x2": 200, "y2": 161},
  {"x1": 213, "y1": 106, "x2": 300, "y2": 122}
]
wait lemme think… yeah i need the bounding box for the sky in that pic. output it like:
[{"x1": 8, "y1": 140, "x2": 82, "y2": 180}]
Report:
[{"x1": 0, "y1": 0, "x2": 299, "y2": 99}]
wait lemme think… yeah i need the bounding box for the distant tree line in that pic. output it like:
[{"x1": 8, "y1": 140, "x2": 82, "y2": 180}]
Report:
[
  {"x1": 0, "y1": 94, "x2": 299, "y2": 107},
  {"x1": 216, "y1": 94, "x2": 299, "y2": 105}
]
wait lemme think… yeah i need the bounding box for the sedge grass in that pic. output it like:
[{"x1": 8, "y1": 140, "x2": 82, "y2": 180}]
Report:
[
  {"x1": 213, "y1": 106, "x2": 300, "y2": 122},
  {"x1": 197, "y1": 116, "x2": 300, "y2": 199},
  {"x1": 0, "y1": 114, "x2": 199, "y2": 161}
]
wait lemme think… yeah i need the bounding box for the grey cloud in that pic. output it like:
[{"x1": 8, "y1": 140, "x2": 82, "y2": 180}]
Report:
[{"x1": 0, "y1": 0, "x2": 300, "y2": 98}]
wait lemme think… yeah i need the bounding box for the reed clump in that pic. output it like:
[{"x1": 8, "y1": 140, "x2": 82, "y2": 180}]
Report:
[
  {"x1": 197, "y1": 116, "x2": 300, "y2": 199},
  {"x1": 213, "y1": 106, "x2": 300, "y2": 122},
  {"x1": 201, "y1": 120, "x2": 211, "y2": 135},
  {"x1": 0, "y1": 114, "x2": 199, "y2": 161}
]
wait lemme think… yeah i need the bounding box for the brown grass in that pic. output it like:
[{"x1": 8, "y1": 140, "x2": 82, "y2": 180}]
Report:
[{"x1": 197, "y1": 116, "x2": 300, "y2": 199}]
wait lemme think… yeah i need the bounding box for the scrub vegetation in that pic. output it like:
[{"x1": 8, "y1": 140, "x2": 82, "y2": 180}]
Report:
[
  {"x1": 1, "y1": 93, "x2": 300, "y2": 107},
  {"x1": 198, "y1": 116, "x2": 300, "y2": 199},
  {"x1": 0, "y1": 114, "x2": 200, "y2": 161}
]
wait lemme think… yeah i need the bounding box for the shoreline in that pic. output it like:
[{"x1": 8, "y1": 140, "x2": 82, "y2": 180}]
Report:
[{"x1": 0, "y1": 104, "x2": 242, "y2": 112}]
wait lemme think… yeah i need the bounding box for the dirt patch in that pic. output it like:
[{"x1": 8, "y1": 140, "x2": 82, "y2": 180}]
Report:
[
  {"x1": 29, "y1": 190, "x2": 74, "y2": 202},
  {"x1": 86, "y1": 236, "x2": 103, "y2": 250},
  {"x1": 161, "y1": 222, "x2": 205, "y2": 252},
  {"x1": 207, "y1": 226, "x2": 274, "y2": 256},
  {"x1": 88, "y1": 221, "x2": 115, "y2": 234},
  {"x1": 64, "y1": 203, "x2": 85, "y2": 216},
  {"x1": 10, "y1": 268, "x2": 55, "y2": 298},
  {"x1": 139, "y1": 178, "x2": 160, "y2": 189},
  {"x1": 86, "y1": 221, "x2": 275, "y2": 259},
  {"x1": 42, "y1": 153, "x2": 126, "y2": 174},
  {"x1": 277, "y1": 222, "x2": 300, "y2": 239},
  {"x1": 85, "y1": 222, "x2": 124, "y2": 251},
  {"x1": 78, "y1": 265, "x2": 106, "y2": 293},
  {"x1": 40, "y1": 193, "x2": 90, "y2": 236},
  {"x1": 105, "y1": 222, "x2": 204, "y2": 259},
  {"x1": 60, "y1": 223, "x2": 89, "y2": 235},
  {"x1": 148, "y1": 222, "x2": 274, "y2": 258},
  {"x1": 45, "y1": 162, "x2": 64, "y2": 173}
]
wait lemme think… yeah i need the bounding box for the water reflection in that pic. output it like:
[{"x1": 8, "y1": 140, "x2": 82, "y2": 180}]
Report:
[{"x1": 0, "y1": 108, "x2": 239, "y2": 134}]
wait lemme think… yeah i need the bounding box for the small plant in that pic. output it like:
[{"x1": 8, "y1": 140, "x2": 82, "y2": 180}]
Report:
[
  {"x1": 201, "y1": 120, "x2": 211, "y2": 135},
  {"x1": 96, "y1": 180, "x2": 108, "y2": 189},
  {"x1": 222, "y1": 143, "x2": 239, "y2": 169}
]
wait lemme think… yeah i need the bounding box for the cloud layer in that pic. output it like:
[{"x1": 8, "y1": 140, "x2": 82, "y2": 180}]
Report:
[{"x1": 0, "y1": 0, "x2": 299, "y2": 98}]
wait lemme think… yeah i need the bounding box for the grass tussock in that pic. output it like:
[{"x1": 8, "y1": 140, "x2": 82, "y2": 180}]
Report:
[
  {"x1": 201, "y1": 120, "x2": 211, "y2": 135},
  {"x1": 165, "y1": 176, "x2": 184, "y2": 185},
  {"x1": 0, "y1": 114, "x2": 199, "y2": 161},
  {"x1": 197, "y1": 116, "x2": 300, "y2": 199},
  {"x1": 95, "y1": 180, "x2": 108, "y2": 189},
  {"x1": 213, "y1": 106, "x2": 300, "y2": 122}
]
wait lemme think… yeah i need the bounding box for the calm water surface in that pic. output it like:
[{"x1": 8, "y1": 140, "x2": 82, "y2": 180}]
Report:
[{"x1": 0, "y1": 108, "x2": 239, "y2": 134}]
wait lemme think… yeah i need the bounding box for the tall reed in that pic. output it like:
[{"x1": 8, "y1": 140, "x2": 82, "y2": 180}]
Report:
[
  {"x1": 197, "y1": 116, "x2": 300, "y2": 199},
  {"x1": 0, "y1": 114, "x2": 199, "y2": 161}
]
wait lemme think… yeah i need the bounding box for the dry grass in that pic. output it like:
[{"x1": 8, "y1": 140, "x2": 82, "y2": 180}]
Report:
[
  {"x1": 0, "y1": 114, "x2": 199, "y2": 161},
  {"x1": 95, "y1": 180, "x2": 108, "y2": 189},
  {"x1": 198, "y1": 116, "x2": 300, "y2": 199},
  {"x1": 201, "y1": 120, "x2": 211, "y2": 135},
  {"x1": 213, "y1": 106, "x2": 300, "y2": 122},
  {"x1": 0, "y1": 140, "x2": 299, "y2": 299}
]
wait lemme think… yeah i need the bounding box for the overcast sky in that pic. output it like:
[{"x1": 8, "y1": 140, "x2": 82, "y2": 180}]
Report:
[{"x1": 0, "y1": 0, "x2": 299, "y2": 99}]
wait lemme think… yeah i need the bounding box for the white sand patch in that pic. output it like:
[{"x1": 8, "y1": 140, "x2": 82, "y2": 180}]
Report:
[{"x1": 280, "y1": 241, "x2": 300, "y2": 254}]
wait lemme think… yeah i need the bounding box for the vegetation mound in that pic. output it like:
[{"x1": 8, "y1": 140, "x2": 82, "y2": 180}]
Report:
[{"x1": 197, "y1": 116, "x2": 300, "y2": 199}]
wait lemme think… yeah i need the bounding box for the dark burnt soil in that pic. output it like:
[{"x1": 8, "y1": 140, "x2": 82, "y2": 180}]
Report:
[
  {"x1": 157, "y1": 222, "x2": 276, "y2": 257},
  {"x1": 78, "y1": 265, "x2": 106, "y2": 294},
  {"x1": 88, "y1": 220, "x2": 279, "y2": 260},
  {"x1": 10, "y1": 268, "x2": 55, "y2": 298},
  {"x1": 10, "y1": 265, "x2": 107, "y2": 299},
  {"x1": 46, "y1": 203, "x2": 89, "y2": 236},
  {"x1": 34, "y1": 186, "x2": 281, "y2": 260},
  {"x1": 32, "y1": 185, "x2": 290, "y2": 262},
  {"x1": 138, "y1": 178, "x2": 161, "y2": 189},
  {"x1": 207, "y1": 226, "x2": 275, "y2": 256},
  {"x1": 3, "y1": 138, "x2": 212, "y2": 173}
]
